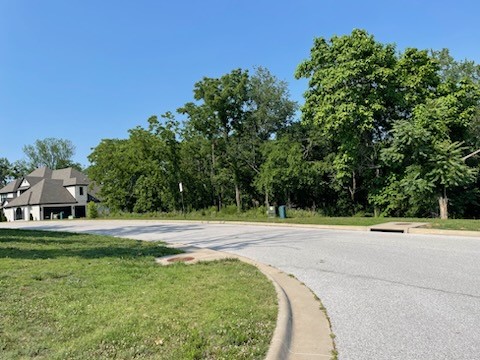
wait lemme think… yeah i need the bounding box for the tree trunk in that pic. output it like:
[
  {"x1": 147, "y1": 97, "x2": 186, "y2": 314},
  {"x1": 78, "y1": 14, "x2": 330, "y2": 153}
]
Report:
[
  {"x1": 265, "y1": 189, "x2": 269, "y2": 208},
  {"x1": 211, "y1": 141, "x2": 216, "y2": 207},
  {"x1": 348, "y1": 171, "x2": 356, "y2": 202},
  {"x1": 218, "y1": 186, "x2": 223, "y2": 211},
  {"x1": 374, "y1": 167, "x2": 380, "y2": 217},
  {"x1": 235, "y1": 183, "x2": 241, "y2": 212},
  {"x1": 439, "y1": 187, "x2": 448, "y2": 219}
]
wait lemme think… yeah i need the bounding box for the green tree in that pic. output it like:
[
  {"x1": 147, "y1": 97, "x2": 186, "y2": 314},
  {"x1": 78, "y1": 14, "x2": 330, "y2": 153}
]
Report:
[
  {"x1": 295, "y1": 29, "x2": 397, "y2": 210},
  {"x1": 254, "y1": 135, "x2": 325, "y2": 208},
  {"x1": 432, "y1": 48, "x2": 480, "y2": 84},
  {"x1": 377, "y1": 80, "x2": 480, "y2": 218},
  {"x1": 178, "y1": 132, "x2": 216, "y2": 210},
  {"x1": 0, "y1": 158, "x2": 11, "y2": 186},
  {"x1": 132, "y1": 114, "x2": 181, "y2": 213},
  {"x1": 88, "y1": 138, "x2": 135, "y2": 211},
  {"x1": 23, "y1": 137, "x2": 81, "y2": 170},
  {"x1": 8, "y1": 160, "x2": 30, "y2": 179},
  {"x1": 88, "y1": 115, "x2": 181, "y2": 213},
  {"x1": 237, "y1": 67, "x2": 297, "y2": 206},
  {"x1": 87, "y1": 201, "x2": 99, "y2": 219},
  {"x1": 180, "y1": 67, "x2": 296, "y2": 211},
  {"x1": 179, "y1": 69, "x2": 250, "y2": 211}
]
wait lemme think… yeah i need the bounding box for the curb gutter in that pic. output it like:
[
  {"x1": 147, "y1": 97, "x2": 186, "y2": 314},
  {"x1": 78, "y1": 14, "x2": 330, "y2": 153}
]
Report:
[
  {"x1": 157, "y1": 245, "x2": 335, "y2": 360},
  {"x1": 409, "y1": 227, "x2": 480, "y2": 237}
]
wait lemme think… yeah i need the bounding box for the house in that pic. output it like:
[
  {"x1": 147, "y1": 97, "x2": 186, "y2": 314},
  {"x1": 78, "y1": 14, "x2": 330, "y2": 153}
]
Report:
[{"x1": 0, "y1": 167, "x2": 99, "y2": 221}]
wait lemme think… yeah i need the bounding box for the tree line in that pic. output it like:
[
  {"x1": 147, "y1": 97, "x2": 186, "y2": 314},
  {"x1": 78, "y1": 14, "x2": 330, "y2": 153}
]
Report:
[{"x1": 4, "y1": 30, "x2": 480, "y2": 219}]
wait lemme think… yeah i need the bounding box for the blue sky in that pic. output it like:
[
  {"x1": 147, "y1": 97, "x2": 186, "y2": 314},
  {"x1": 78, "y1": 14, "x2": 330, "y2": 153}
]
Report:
[{"x1": 1, "y1": 0, "x2": 479, "y2": 167}]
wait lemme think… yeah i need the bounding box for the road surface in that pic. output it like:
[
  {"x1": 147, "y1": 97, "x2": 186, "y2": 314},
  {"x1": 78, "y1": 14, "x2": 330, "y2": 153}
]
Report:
[{"x1": 2, "y1": 220, "x2": 480, "y2": 360}]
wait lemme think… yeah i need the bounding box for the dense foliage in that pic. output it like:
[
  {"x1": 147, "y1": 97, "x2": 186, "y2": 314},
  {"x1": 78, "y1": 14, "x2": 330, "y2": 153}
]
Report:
[{"x1": 84, "y1": 31, "x2": 480, "y2": 219}]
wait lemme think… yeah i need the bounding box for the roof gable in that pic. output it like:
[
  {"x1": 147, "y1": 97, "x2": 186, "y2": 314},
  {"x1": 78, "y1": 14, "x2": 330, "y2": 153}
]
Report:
[
  {"x1": 0, "y1": 179, "x2": 22, "y2": 194},
  {"x1": 19, "y1": 178, "x2": 30, "y2": 188}
]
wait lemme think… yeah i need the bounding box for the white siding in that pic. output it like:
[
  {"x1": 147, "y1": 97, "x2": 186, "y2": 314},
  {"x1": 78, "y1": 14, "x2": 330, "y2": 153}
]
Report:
[
  {"x1": 3, "y1": 208, "x2": 14, "y2": 221},
  {"x1": 24, "y1": 206, "x2": 31, "y2": 221},
  {"x1": 31, "y1": 206, "x2": 41, "y2": 221}
]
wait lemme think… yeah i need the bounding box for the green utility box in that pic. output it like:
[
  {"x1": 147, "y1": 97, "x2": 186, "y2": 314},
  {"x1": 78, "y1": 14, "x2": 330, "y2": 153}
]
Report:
[{"x1": 278, "y1": 205, "x2": 287, "y2": 219}]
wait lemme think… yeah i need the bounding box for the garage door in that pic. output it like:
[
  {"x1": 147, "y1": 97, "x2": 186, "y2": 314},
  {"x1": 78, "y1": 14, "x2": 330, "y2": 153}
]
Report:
[{"x1": 43, "y1": 206, "x2": 72, "y2": 220}]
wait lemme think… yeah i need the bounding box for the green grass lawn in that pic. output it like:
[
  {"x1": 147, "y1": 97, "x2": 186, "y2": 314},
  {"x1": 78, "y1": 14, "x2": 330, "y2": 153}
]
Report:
[
  {"x1": 0, "y1": 229, "x2": 277, "y2": 360},
  {"x1": 276, "y1": 216, "x2": 480, "y2": 231}
]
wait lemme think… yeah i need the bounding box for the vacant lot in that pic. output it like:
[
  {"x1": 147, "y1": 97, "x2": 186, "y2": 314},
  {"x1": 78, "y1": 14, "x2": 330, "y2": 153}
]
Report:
[{"x1": 0, "y1": 229, "x2": 277, "y2": 359}]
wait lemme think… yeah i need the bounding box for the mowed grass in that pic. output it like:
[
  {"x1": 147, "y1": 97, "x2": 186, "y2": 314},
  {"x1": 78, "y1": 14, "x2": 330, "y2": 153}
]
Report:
[
  {"x1": 106, "y1": 209, "x2": 480, "y2": 232},
  {"x1": 276, "y1": 216, "x2": 480, "y2": 231},
  {"x1": 0, "y1": 229, "x2": 277, "y2": 360}
]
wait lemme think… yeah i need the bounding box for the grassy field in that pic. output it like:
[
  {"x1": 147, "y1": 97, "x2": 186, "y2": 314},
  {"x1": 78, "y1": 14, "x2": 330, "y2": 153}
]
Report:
[
  {"x1": 103, "y1": 208, "x2": 480, "y2": 232},
  {"x1": 0, "y1": 229, "x2": 277, "y2": 360}
]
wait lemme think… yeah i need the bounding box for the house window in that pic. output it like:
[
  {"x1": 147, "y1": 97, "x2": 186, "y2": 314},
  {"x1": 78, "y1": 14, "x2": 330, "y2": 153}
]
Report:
[{"x1": 79, "y1": 187, "x2": 84, "y2": 196}]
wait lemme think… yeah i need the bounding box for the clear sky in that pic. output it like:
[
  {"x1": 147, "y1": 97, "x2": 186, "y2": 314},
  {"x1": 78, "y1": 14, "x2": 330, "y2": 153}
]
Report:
[{"x1": 1, "y1": 0, "x2": 479, "y2": 167}]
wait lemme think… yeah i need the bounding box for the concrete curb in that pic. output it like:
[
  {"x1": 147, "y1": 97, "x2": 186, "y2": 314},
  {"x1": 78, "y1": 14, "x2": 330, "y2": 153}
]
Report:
[
  {"x1": 157, "y1": 246, "x2": 334, "y2": 360},
  {"x1": 254, "y1": 261, "x2": 293, "y2": 360},
  {"x1": 408, "y1": 227, "x2": 480, "y2": 237}
]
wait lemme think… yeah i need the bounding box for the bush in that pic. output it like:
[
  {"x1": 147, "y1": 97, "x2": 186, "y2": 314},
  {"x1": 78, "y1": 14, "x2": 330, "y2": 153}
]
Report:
[
  {"x1": 286, "y1": 209, "x2": 319, "y2": 218},
  {"x1": 221, "y1": 205, "x2": 239, "y2": 215},
  {"x1": 87, "y1": 201, "x2": 98, "y2": 219}
]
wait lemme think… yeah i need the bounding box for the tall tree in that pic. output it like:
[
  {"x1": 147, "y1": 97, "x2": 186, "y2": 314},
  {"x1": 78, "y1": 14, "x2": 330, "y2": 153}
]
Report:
[
  {"x1": 88, "y1": 138, "x2": 135, "y2": 211},
  {"x1": 23, "y1": 137, "x2": 81, "y2": 170},
  {"x1": 377, "y1": 80, "x2": 480, "y2": 218},
  {"x1": 88, "y1": 115, "x2": 181, "y2": 213},
  {"x1": 432, "y1": 48, "x2": 480, "y2": 84},
  {"x1": 295, "y1": 29, "x2": 397, "y2": 211},
  {"x1": 235, "y1": 67, "x2": 297, "y2": 207},
  {"x1": 180, "y1": 67, "x2": 296, "y2": 211},
  {"x1": 179, "y1": 69, "x2": 250, "y2": 211}
]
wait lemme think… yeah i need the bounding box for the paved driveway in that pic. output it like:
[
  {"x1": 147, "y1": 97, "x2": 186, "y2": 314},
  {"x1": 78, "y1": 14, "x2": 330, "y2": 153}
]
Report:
[{"x1": 2, "y1": 220, "x2": 480, "y2": 360}]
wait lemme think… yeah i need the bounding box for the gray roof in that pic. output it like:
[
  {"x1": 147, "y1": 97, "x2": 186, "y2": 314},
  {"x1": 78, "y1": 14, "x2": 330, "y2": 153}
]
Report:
[
  {"x1": 1, "y1": 167, "x2": 90, "y2": 192},
  {"x1": 4, "y1": 179, "x2": 77, "y2": 208},
  {"x1": 52, "y1": 168, "x2": 89, "y2": 186},
  {"x1": 0, "y1": 179, "x2": 22, "y2": 194},
  {"x1": 28, "y1": 167, "x2": 53, "y2": 178},
  {"x1": 19, "y1": 176, "x2": 44, "y2": 189}
]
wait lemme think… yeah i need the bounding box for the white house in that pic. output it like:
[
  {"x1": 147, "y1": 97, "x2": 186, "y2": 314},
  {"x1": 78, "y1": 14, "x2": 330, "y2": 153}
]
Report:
[{"x1": 0, "y1": 167, "x2": 99, "y2": 222}]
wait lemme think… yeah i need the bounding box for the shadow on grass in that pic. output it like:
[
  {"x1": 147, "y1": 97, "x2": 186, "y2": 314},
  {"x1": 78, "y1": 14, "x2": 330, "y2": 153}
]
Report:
[{"x1": 0, "y1": 229, "x2": 181, "y2": 260}]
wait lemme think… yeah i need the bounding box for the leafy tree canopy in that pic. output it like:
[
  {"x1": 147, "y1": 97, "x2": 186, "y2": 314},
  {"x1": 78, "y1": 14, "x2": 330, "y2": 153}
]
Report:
[{"x1": 23, "y1": 137, "x2": 81, "y2": 171}]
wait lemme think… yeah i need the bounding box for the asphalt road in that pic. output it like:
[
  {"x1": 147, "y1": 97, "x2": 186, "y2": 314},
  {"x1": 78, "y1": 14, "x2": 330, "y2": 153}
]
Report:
[{"x1": 2, "y1": 220, "x2": 480, "y2": 360}]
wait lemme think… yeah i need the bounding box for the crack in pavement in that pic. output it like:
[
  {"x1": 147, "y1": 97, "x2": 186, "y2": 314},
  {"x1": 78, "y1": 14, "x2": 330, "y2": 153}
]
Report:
[{"x1": 297, "y1": 267, "x2": 480, "y2": 300}]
